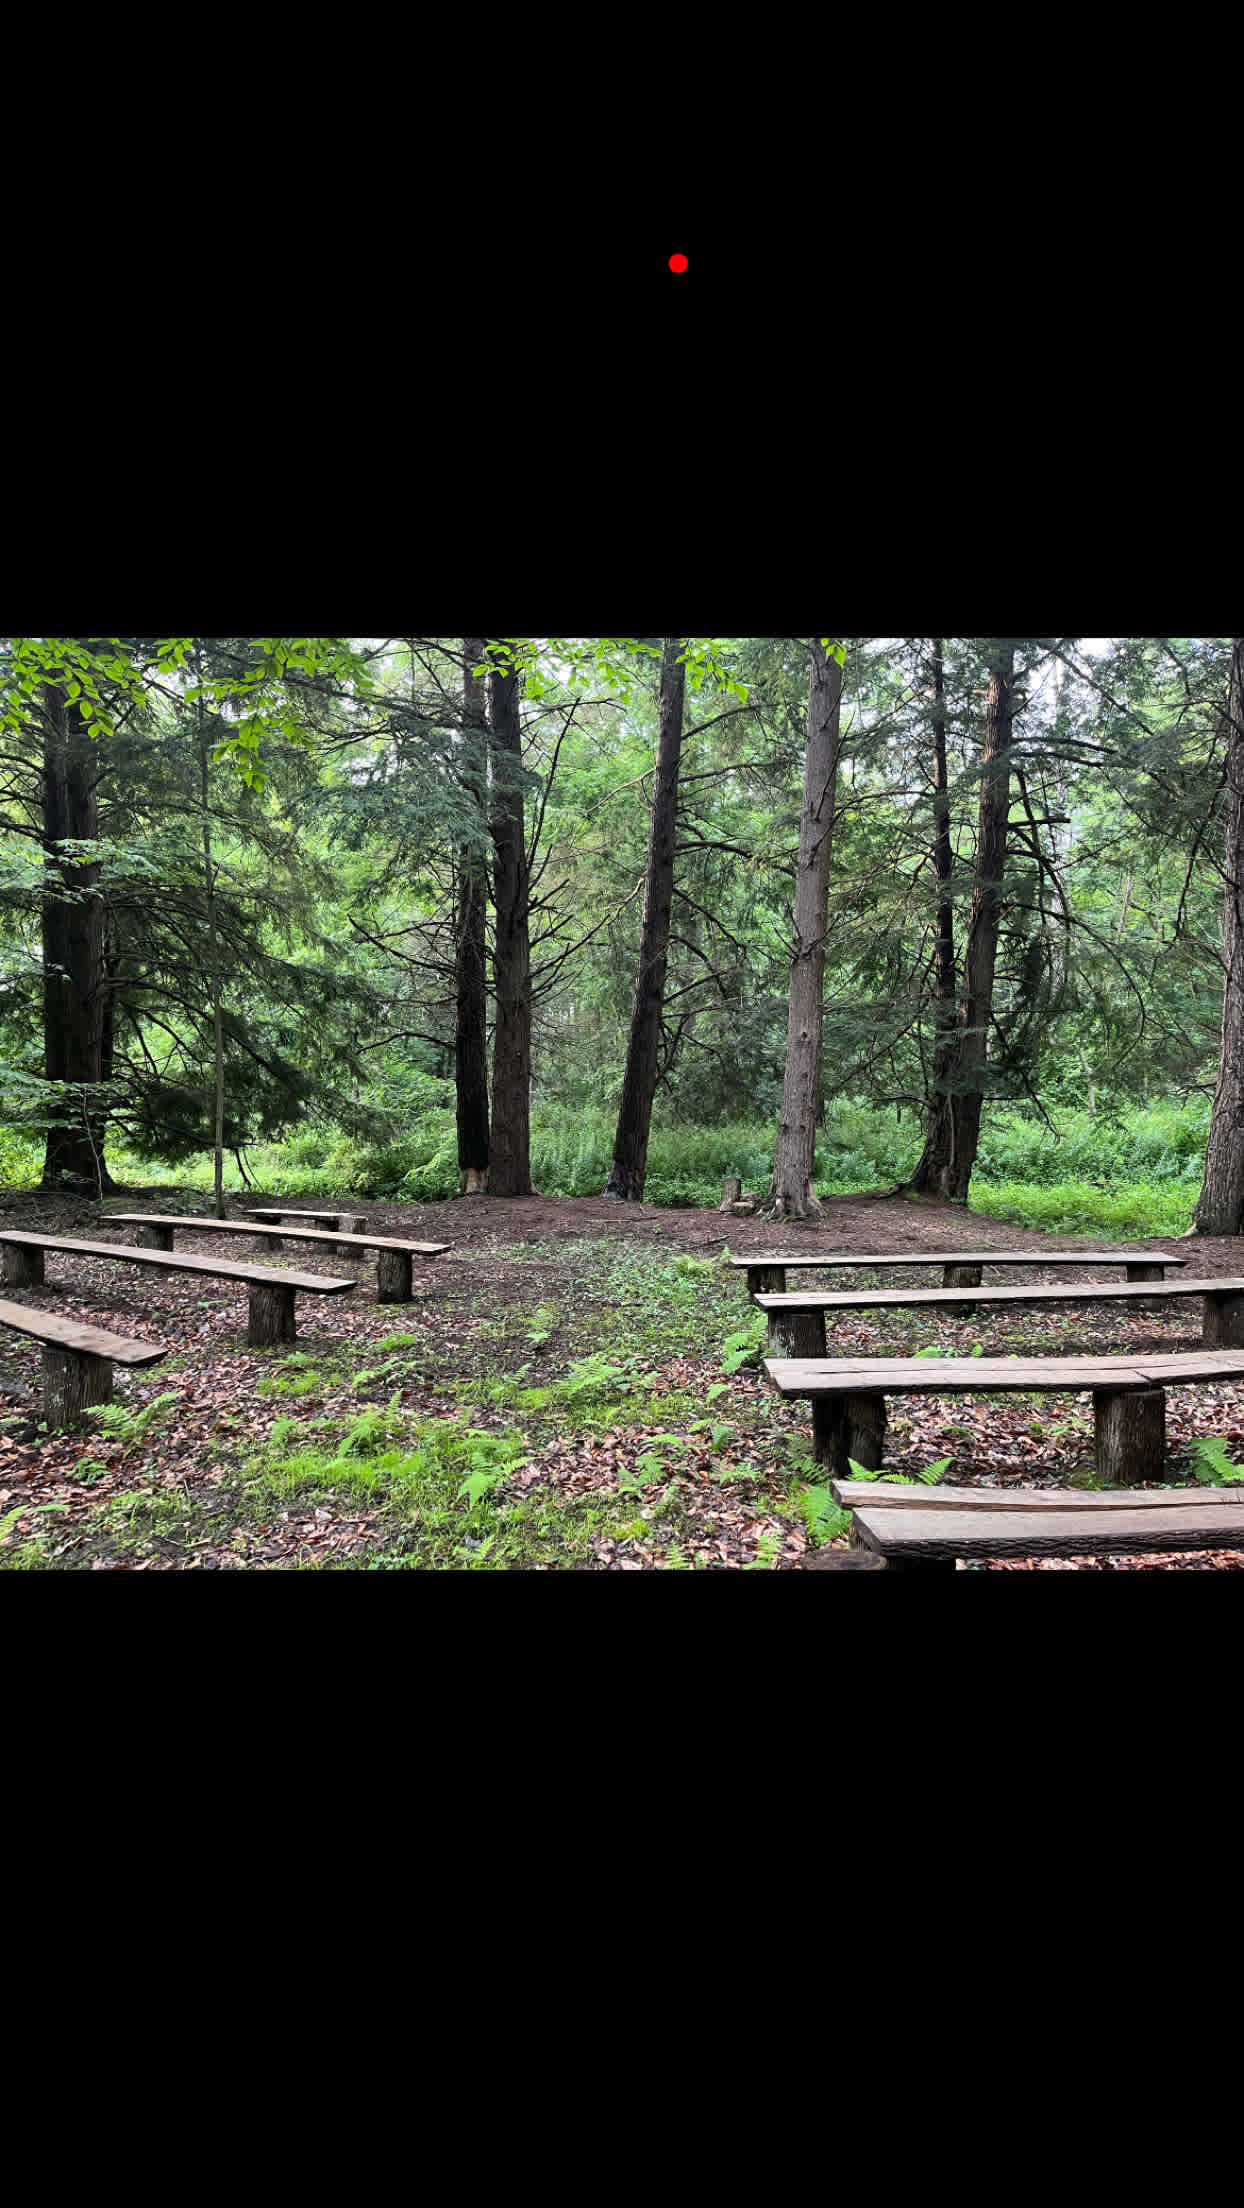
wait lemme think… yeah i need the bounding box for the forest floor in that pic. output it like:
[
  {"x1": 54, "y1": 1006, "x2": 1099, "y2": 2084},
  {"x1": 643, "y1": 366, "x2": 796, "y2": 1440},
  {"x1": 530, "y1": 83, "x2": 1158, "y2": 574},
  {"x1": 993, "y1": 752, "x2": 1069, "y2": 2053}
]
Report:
[{"x1": 2, "y1": 1185, "x2": 1242, "y2": 1570}]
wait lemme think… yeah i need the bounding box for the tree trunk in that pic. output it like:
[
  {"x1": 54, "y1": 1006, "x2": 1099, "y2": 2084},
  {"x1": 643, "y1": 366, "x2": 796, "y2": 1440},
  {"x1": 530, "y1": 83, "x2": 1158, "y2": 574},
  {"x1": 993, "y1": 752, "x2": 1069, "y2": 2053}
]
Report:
[
  {"x1": 455, "y1": 638, "x2": 491, "y2": 1194},
  {"x1": 1194, "y1": 639, "x2": 1244, "y2": 1232},
  {"x1": 945, "y1": 645, "x2": 1016, "y2": 1200},
  {"x1": 40, "y1": 677, "x2": 114, "y2": 1191},
  {"x1": 604, "y1": 638, "x2": 687, "y2": 1201},
  {"x1": 769, "y1": 640, "x2": 844, "y2": 1219},
  {"x1": 200, "y1": 667, "x2": 227, "y2": 1221},
  {"x1": 908, "y1": 641, "x2": 960, "y2": 1197},
  {"x1": 488, "y1": 657, "x2": 532, "y2": 1195}
]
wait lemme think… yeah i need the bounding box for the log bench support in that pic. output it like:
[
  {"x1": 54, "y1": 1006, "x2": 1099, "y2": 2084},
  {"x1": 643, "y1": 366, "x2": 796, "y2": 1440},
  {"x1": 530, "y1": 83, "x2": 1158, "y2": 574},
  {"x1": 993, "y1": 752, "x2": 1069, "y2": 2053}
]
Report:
[
  {"x1": 2, "y1": 1243, "x2": 44, "y2": 1288},
  {"x1": 376, "y1": 1249, "x2": 413, "y2": 1303},
  {"x1": 765, "y1": 1306, "x2": 827, "y2": 1359},
  {"x1": 1093, "y1": 1386, "x2": 1166, "y2": 1485},
  {"x1": 747, "y1": 1264, "x2": 787, "y2": 1299},
  {"x1": 250, "y1": 1212, "x2": 284, "y2": 1252},
  {"x1": 135, "y1": 1223, "x2": 175, "y2": 1251},
  {"x1": 812, "y1": 1392, "x2": 888, "y2": 1479},
  {"x1": 42, "y1": 1346, "x2": 112, "y2": 1427},
  {"x1": 1126, "y1": 1263, "x2": 1166, "y2": 1282},
  {"x1": 1203, "y1": 1291, "x2": 1244, "y2": 1348},
  {"x1": 247, "y1": 1282, "x2": 297, "y2": 1347}
]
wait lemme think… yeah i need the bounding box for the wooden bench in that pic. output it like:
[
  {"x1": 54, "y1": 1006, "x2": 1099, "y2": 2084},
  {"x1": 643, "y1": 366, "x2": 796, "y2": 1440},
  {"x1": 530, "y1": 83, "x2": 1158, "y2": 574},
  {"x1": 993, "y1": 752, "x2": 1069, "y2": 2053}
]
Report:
[
  {"x1": 112, "y1": 1215, "x2": 449, "y2": 1303},
  {"x1": 823, "y1": 1478, "x2": 1244, "y2": 1572},
  {"x1": 765, "y1": 1349, "x2": 1244, "y2": 1486},
  {"x1": 733, "y1": 1250, "x2": 1186, "y2": 1298},
  {"x1": 0, "y1": 1233, "x2": 355, "y2": 1346},
  {"x1": 0, "y1": 1296, "x2": 168, "y2": 1428},
  {"x1": 755, "y1": 1275, "x2": 1244, "y2": 1357}
]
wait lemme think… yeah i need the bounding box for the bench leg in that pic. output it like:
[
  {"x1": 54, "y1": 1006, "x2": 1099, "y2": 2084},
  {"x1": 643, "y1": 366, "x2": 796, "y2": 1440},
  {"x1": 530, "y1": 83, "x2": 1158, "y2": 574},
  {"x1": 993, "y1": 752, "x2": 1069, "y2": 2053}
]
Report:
[
  {"x1": 766, "y1": 1309, "x2": 826, "y2": 1359},
  {"x1": 811, "y1": 1392, "x2": 887, "y2": 1477},
  {"x1": 748, "y1": 1265, "x2": 787, "y2": 1300},
  {"x1": 940, "y1": 1262, "x2": 981, "y2": 1315},
  {"x1": 248, "y1": 1283, "x2": 297, "y2": 1347},
  {"x1": 1094, "y1": 1386, "x2": 1165, "y2": 1484},
  {"x1": 1203, "y1": 1291, "x2": 1244, "y2": 1347},
  {"x1": 251, "y1": 1213, "x2": 283, "y2": 1253},
  {"x1": 377, "y1": 1250, "x2": 413, "y2": 1303},
  {"x1": 42, "y1": 1346, "x2": 112, "y2": 1429},
  {"x1": 2, "y1": 1243, "x2": 44, "y2": 1288},
  {"x1": 135, "y1": 1224, "x2": 175, "y2": 1251},
  {"x1": 1126, "y1": 1263, "x2": 1165, "y2": 1282},
  {"x1": 848, "y1": 1526, "x2": 955, "y2": 1572}
]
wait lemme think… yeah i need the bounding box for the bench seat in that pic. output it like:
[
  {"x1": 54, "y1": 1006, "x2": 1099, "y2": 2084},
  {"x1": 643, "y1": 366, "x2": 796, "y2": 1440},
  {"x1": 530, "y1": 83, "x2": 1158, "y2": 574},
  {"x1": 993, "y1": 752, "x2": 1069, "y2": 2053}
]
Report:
[
  {"x1": 766, "y1": 1349, "x2": 1244, "y2": 1485},
  {"x1": 0, "y1": 1232, "x2": 354, "y2": 1346},
  {"x1": 111, "y1": 1215, "x2": 448, "y2": 1298},
  {"x1": 756, "y1": 1275, "x2": 1244, "y2": 1356},
  {"x1": 821, "y1": 1479, "x2": 1244, "y2": 1570},
  {"x1": 0, "y1": 1294, "x2": 168, "y2": 1428},
  {"x1": 734, "y1": 1251, "x2": 1185, "y2": 1295}
]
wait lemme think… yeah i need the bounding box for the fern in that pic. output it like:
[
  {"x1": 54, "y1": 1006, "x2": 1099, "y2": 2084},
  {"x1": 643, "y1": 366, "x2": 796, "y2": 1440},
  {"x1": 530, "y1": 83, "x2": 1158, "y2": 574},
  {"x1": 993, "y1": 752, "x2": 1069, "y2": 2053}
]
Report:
[
  {"x1": 86, "y1": 1391, "x2": 179, "y2": 1452},
  {"x1": 919, "y1": 1457, "x2": 953, "y2": 1485},
  {"x1": 1188, "y1": 1435, "x2": 1244, "y2": 1486}
]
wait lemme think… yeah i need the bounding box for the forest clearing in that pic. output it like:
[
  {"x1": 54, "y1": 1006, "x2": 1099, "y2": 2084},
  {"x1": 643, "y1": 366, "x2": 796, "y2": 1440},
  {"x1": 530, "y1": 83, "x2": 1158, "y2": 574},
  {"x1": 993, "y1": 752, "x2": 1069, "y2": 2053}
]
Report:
[{"x1": 3, "y1": 637, "x2": 1243, "y2": 1571}]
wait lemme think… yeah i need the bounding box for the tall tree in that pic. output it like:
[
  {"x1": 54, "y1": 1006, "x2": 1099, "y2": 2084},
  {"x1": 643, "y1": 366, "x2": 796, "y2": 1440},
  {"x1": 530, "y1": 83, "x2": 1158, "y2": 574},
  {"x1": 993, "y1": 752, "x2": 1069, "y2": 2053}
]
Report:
[
  {"x1": 455, "y1": 638, "x2": 490, "y2": 1193},
  {"x1": 1193, "y1": 637, "x2": 1244, "y2": 1233},
  {"x1": 768, "y1": 639, "x2": 844, "y2": 1219},
  {"x1": 949, "y1": 641, "x2": 1017, "y2": 1196},
  {"x1": 488, "y1": 654, "x2": 532, "y2": 1195},
  {"x1": 40, "y1": 672, "x2": 112, "y2": 1190},
  {"x1": 907, "y1": 639, "x2": 959, "y2": 1194},
  {"x1": 604, "y1": 637, "x2": 686, "y2": 1200}
]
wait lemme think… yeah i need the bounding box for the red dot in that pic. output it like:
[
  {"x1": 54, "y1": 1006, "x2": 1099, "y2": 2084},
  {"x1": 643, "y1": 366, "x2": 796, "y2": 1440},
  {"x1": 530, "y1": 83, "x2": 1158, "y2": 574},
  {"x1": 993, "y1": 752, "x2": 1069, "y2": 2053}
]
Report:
[{"x1": 668, "y1": 252, "x2": 689, "y2": 274}]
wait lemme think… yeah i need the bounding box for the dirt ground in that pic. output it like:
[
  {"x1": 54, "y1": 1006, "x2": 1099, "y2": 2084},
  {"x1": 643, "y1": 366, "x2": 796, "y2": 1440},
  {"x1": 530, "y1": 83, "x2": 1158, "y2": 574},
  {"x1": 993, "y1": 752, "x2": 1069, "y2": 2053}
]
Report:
[{"x1": 1, "y1": 1185, "x2": 1242, "y2": 1570}]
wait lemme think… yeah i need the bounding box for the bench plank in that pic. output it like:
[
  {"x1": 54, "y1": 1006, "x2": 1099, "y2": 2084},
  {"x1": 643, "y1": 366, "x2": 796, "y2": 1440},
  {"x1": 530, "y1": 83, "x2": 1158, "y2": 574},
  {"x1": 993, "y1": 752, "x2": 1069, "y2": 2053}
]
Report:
[
  {"x1": 0, "y1": 1296, "x2": 167, "y2": 1366},
  {"x1": 766, "y1": 1353, "x2": 1244, "y2": 1396},
  {"x1": 0, "y1": 1233, "x2": 355, "y2": 1293},
  {"x1": 831, "y1": 1479, "x2": 1244, "y2": 1512},
  {"x1": 757, "y1": 1277, "x2": 1239, "y2": 1312},
  {"x1": 732, "y1": 1252, "x2": 1187, "y2": 1271},
  {"x1": 111, "y1": 1215, "x2": 449, "y2": 1257},
  {"x1": 850, "y1": 1502, "x2": 1244, "y2": 1561}
]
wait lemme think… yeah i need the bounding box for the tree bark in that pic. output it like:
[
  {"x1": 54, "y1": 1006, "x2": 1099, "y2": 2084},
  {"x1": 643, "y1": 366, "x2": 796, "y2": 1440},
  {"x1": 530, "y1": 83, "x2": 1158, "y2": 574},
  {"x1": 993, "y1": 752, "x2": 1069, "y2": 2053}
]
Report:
[
  {"x1": 1194, "y1": 639, "x2": 1244, "y2": 1232},
  {"x1": 3, "y1": 1243, "x2": 45, "y2": 1287},
  {"x1": 945, "y1": 644, "x2": 1016, "y2": 1200},
  {"x1": 40, "y1": 677, "x2": 114, "y2": 1191},
  {"x1": 488, "y1": 656, "x2": 532, "y2": 1195},
  {"x1": 377, "y1": 1249, "x2": 413, "y2": 1302},
  {"x1": 908, "y1": 641, "x2": 960, "y2": 1196},
  {"x1": 42, "y1": 1347, "x2": 112, "y2": 1429},
  {"x1": 455, "y1": 638, "x2": 491, "y2": 1194},
  {"x1": 247, "y1": 1282, "x2": 297, "y2": 1346},
  {"x1": 604, "y1": 638, "x2": 687, "y2": 1201},
  {"x1": 769, "y1": 640, "x2": 844, "y2": 1219},
  {"x1": 199, "y1": 659, "x2": 227, "y2": 1220}
]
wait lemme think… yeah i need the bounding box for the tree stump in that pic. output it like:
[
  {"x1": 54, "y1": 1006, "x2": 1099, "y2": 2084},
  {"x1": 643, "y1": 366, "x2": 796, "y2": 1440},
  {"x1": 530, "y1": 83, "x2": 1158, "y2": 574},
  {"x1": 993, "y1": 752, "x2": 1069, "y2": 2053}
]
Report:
[
  {"x1": 377, "y1": 1249, "x2": 413, "y2": 1303},
  {"x1": 720, "y1": 1178, "x2": 742, "y2": 1209},
  {"x1": 1204, "y1": 1291, "x2": 1244, "y2": 1347},
  {"x1": 766, "y1": 1308, "x2": 827, "y2": 1359},
  {"x1": 1094, "y1": 1386, "x2": 1166, "y2": 1484},
  {"x1": 811, "y1": 1392, "x2": 887, "y2": 1477},
  {"x1": 747, "y1": 1264, "x2": 787, "y2": 1299},
  {"x1": 2, "y1": 1243, "x2": 44, "y2": 1288},
  {"x1": 1126, "y1": 1262, "x2": 1165, "y2": 1282},
  {"x1": 43, "y1": 1347, "x2": 112, "y2": 1428},
  {"x1": 247, "y1": 1282, "x2": 297, "y2": 1347},
  {"x1": 135, "y1": 1224, "x2": 175, "y2": 1251}
]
